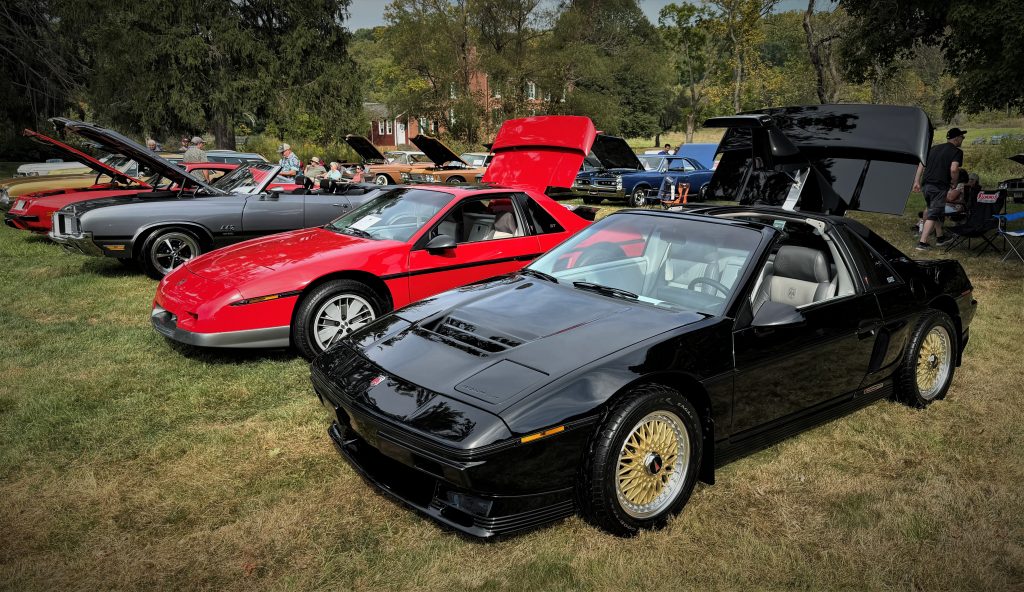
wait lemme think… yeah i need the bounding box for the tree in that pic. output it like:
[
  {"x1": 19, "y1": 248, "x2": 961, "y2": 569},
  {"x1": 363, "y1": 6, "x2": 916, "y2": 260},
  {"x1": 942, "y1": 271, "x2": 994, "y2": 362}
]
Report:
[
  {"x1": 659, "y1": 2, "x2": 720, "y2": 142},
  {"x1": 802, "y1": 0, "x2": 841, "y2": 103},
  {"x1": 53, "y1": 0, "x2": 363, "y2": 148},
  {"x1": 706, "y1": 0, "x2": 778, "y2": 113}
]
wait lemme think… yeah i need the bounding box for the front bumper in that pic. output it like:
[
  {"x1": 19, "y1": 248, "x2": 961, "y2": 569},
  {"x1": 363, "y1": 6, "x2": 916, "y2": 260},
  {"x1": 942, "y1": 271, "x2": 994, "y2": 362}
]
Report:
[
  {"x1": 312, "y1": 363, "x2": 582, "y2": 538},
  {"x1": 4, "y1": 212, "x2": 39, "y2": 230},
  {"x1": 570, "y1": 182, "x2": 625, "y2": 198},
  {"x1": 55, "y1": 232, "x2": 106, "y2": 256},
  {"x1": 151, "y1": 305, "x2": 290, "y2": 348}
]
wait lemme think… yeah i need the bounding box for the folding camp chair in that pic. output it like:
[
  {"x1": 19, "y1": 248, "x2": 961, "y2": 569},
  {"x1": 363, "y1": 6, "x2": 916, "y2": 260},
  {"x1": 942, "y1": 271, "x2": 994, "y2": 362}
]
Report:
[
  {"x1": 943, "y1": 189, "x2": 1005, "y2": 256},
  {"x1": 995, "y1": 210, "x2": 1024, "y2": 263}
]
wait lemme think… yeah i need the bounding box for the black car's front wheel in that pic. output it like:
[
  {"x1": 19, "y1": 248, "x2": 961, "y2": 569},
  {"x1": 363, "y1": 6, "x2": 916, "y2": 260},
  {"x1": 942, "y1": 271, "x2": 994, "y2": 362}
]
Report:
[
  {"x1": 293, "y1": 279, "x2": 385, "y2": 359},
  {"x1": 580, "y1": 383, "x2": 702, "y2": 536},
  {"x1": 895, "y1": 310, "x2": 957, "y2": 408},
  {"x1": 139, "y1": 228, "x2": 202, "y2": 279}
]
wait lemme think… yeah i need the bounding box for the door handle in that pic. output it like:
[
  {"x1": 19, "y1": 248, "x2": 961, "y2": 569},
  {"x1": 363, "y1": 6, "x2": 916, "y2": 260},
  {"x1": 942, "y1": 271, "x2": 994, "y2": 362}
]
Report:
[{"x1": 857, "y1": 320, "x2": 880, "y2": 339}]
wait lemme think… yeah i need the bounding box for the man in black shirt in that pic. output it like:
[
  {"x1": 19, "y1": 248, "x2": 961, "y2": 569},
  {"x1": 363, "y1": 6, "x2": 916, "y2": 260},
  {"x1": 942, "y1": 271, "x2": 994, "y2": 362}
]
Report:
[{"x1": 913, "y1": 127, "x2": 965, "y2": 250}]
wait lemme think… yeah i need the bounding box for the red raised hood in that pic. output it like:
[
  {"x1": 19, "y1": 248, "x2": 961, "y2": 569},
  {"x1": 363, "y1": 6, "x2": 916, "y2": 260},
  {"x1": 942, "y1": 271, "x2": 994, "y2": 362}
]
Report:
[
  {"x1": 481, "y1": 116, "x2": 597, "y2": 192},
  {"x1": 21, "y1": 129, "x2": 149, "y2": 188}
]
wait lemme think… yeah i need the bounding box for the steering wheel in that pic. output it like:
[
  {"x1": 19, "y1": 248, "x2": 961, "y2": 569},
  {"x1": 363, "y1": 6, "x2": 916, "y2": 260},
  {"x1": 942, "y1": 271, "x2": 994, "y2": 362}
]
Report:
[{"x1": 687, "y1": 277, "x2": 729, "y2": 296}]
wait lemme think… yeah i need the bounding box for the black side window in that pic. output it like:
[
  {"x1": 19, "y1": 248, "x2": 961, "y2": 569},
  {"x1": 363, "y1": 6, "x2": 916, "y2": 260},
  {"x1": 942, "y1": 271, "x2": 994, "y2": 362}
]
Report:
[
  {"x1": 515, "y1": 193, "x2": 564, "y2": 235},
  {"x1": 841, "y1": 228, "x2": 900, "y2": 290}
]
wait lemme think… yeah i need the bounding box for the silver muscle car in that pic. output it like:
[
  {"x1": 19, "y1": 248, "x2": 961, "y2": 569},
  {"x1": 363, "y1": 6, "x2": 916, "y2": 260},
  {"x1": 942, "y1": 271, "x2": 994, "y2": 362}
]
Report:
[{"x1": 48, "y1": 119, "x2": 385, "y2": 278}]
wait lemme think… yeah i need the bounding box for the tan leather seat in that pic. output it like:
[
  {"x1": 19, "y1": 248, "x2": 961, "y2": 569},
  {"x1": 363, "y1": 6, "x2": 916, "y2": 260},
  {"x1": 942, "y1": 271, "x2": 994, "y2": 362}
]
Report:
[{"x1": 756, "y1": 245, "x2": 834, "y2": 309}]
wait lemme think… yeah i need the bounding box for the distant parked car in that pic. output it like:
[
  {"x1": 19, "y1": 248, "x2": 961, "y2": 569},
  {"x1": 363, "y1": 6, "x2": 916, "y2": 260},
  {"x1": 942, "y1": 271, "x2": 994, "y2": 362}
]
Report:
[
  {"x1": 572, "y1": 134, "x2": 714, "y2": 206},
  {"x1": 398, "y1": 135, "x2": 488, "y2": 185},
  {"x1": 344, "y1": 135, "x2": 432, "y2": 185}
]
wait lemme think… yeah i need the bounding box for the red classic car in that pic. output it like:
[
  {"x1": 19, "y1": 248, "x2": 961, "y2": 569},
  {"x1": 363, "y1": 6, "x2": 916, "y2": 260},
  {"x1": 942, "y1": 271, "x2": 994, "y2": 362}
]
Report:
[
  {"x1": 153, "y1": 116, "x2": 601, "y2": 358},
  {"x1": 4, "y1": 129, "x2": 250, "y2": 234}
]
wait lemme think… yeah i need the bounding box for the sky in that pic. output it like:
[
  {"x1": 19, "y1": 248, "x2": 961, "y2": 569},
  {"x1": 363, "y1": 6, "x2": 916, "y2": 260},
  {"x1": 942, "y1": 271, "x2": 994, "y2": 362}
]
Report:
[{"x1": 344, "y1": 0, "x2": 828, "y2": 32}]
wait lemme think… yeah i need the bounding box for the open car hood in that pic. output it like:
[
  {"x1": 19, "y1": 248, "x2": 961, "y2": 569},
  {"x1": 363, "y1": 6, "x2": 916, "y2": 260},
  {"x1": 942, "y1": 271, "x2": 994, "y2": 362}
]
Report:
[
  {"x1": 705, "y1": 104, "x2": 933, "y2": 215},
  {"x1": 21, "y1": 129, "x2": 148, "y2": 188},
  {"x1": 1009, "y1": 154, "x2": 1024, "y2": 166},
  {"x1": 344, "y1": 135, "x2": 388, "y2": 164},
  {"x1": 50, "y1": 118, "x2": 214, "y2": 192},
  {"x1": 410, "y1": 135, "x2": 467, "y2": 167},
  {"x1": 482, "y1": 115, "x2": 598, "y2": 192},
  {"x1": 589, "y1": 133, "x2": 642, "y2": 171}
]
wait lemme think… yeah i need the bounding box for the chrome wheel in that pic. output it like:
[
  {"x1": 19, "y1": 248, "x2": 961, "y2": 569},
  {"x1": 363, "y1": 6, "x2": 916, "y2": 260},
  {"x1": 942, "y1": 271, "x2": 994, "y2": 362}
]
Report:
[
  {"x1": 149, "y1": 232, "x2": 199, "y2": 276},
  {"x1": 374, "y1": 174, "x2": 389, "y2": 185},
  {"x1": 615, "y1": 410, "x2": 689, "y2": 519},
  {"x1": 699, "y1": 183, "x2": 709, "y2": 201},
  {"x1": 312, "y1": 294, "x2": 376, "y2": 351},
  {"x1": 629, "y1": 188, "x2": 647, "y2": 207},
  {"x1": 916, "y1": 325, "x2": 952, "y2": 400}
]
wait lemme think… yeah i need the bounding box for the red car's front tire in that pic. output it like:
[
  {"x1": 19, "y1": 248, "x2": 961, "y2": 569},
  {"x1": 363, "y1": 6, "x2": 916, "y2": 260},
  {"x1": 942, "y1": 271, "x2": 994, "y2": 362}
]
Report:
[{"x1": 292, "y1": 279, "x2": 386, "y2": 359}]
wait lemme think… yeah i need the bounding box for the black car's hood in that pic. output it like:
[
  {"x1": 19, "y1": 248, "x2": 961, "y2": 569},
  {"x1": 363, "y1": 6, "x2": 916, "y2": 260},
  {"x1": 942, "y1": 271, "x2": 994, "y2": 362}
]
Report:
[
  {"x1": 350, "y1": 274, "x2": 707, "y2": 414},
  {"x1": 50, "y1": 118, "x2": 214, "y2": 192},
  {"x1": 63, "y1": 190, "x2": 183, "y2": 215},
  {"x1": 344, "y1": 135, "x2": 388, "y2": 164},
  {"x1": 589, "y1": 134, "x2": 642, "y2": 171},
  {"x1": 22, "y1": 129, "x2": 147, "y2": 187},
  {"x1": 410, "y1": 134, "x2": 467, "y2": 167},
  {"x1": 705, "y1": 104, "x2": 933, "y2": 215}
]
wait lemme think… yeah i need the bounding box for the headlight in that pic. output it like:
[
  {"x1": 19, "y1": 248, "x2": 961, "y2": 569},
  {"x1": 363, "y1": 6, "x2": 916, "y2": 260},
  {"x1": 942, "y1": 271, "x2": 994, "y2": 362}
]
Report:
[
  {"x1": 29, "y1": 171, "x2": 39, "y2": 176},
  {"x1": 400, "y1": 173, "x2": 409, "y2": 181},
  {"x1": 13, "y1": 199, "x2": 26, "y2": 211},
  {"x1": 615, "y1": 175, "x2": 623, "y2": 190},
  {"x1": 0, "y1": 189, "x2": 9, "y2": 206},
  {"x1": 998, "y1": 182, "x2": 1007, "y2": 188},
  {"x1": 426, "y1": 175, "x2": 436, "y2": 182}
]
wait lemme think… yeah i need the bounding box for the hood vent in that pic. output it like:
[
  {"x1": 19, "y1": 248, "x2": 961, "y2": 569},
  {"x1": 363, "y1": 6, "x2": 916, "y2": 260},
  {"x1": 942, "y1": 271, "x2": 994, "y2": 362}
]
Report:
[{"x1": 421, "y1": 315, "x2": 524, "y2": 355}]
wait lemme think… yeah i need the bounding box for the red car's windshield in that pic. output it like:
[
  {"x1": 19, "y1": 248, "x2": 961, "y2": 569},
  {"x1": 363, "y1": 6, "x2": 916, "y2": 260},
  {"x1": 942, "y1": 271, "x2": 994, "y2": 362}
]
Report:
[{"x1": 326, "y1": 188, "x2": 454, "y2": 242}]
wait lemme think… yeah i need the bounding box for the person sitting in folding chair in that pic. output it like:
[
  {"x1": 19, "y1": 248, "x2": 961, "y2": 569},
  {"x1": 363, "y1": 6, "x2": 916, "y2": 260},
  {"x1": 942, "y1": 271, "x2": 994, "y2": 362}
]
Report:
[{"x1": 943, "y1": 189, "x2": 1006, "y2": 256}]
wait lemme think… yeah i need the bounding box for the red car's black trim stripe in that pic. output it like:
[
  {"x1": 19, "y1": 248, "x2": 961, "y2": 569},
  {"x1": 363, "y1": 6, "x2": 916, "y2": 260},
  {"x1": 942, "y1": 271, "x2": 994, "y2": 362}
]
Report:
[
  {"x1": 229, "y1": 290, "x2": 303, "y2": 306},
  {"x1": 379, "y1": 253, "x2": 542, "y2": 281}
]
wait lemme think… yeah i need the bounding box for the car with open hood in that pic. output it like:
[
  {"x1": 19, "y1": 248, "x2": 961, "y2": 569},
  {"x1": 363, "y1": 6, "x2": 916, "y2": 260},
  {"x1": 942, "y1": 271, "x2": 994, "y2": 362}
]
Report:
[
  {"x1": 343, "y1": 135, "x2": 432, "y2": 185},
  {"x1": 4, "y1": 127, "x2": 248, "y2": 234},
  {"x1": 152, "y1": 116, "x2": 600, "y2": 358},
  {"x1": 572, "y1": 134, "x2": 714, "y2": 207},
  {"x1": 397, "y1": 135, "x2": 488, "y2": 185},
  {"x1": 310, "y1": 104, "x2": 976, "y2": 538},
  {"x1": 47, "y1": 118, "x2": 384, "y2": 279},
  {"x1": 998, "y1": 154, "x2": 1024, "y2": 204}
]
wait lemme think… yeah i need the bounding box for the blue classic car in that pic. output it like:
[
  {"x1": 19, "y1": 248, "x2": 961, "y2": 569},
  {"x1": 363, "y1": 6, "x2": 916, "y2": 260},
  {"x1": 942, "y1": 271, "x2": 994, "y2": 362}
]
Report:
[{"x1": 572, "y1": 136, "x2": 715, "y2": 206}]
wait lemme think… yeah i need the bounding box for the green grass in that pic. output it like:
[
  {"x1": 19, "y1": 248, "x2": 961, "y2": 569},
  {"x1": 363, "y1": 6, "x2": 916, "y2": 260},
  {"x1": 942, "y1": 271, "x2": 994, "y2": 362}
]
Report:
[{"x1": 1, "y1": 199, "x2": 1023, "y2": 591}]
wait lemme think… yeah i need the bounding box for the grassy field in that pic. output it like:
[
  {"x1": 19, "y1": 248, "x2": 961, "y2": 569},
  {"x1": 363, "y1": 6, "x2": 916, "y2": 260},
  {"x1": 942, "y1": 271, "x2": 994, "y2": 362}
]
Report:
[{"x1": 1, "y1": 197, "x2": 1022, "y2": 591}]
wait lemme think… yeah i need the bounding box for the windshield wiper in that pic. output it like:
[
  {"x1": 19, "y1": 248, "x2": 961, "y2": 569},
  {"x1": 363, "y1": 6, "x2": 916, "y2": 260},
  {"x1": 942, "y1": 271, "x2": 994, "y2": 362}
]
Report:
[
  {"x1": 572, "y1": 281, "x2": 638, "y2": 301},
  {"x1": 521, "y1": 268, "x2": 557, "y2": 283},
  {"x1": 340, "y1": 227, "x2": 374, "y2": 239}
]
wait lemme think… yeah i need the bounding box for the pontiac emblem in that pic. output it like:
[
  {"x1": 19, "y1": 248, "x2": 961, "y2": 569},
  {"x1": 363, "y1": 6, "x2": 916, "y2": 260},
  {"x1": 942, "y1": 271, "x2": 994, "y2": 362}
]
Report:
[{"x1": 369, "y1": 375, "x2": 386, "y2": 388}]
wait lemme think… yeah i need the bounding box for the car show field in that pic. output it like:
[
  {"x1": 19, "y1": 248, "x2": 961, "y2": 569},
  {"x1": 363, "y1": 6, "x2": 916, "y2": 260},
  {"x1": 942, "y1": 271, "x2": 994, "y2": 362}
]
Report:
[{"x1": 1, "y1": 195, "x2": 1021, "y2": 590}]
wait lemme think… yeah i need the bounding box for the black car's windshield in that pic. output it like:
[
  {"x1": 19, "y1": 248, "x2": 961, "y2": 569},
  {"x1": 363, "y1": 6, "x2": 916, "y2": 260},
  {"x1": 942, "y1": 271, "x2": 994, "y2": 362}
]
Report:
[
  {"x1": 528, "y1": 214, "x2": 762, "y2": 315},
  {"x1": 327, "y1": 188, "x2": 454, "y2": 242},
  {"x1": 207, "y1": 163, "x2": 277, "y2": 194}
]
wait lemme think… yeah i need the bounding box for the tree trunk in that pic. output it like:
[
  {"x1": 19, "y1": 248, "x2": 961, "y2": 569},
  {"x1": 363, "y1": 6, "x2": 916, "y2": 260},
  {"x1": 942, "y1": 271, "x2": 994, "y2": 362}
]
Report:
[
  {"x1": 803, "y1": 0, "x2": 829, "y2": 104},
  {"x1": 733, "y1": 53, "x2": 743, "y2": 113},
  {"x1": 211, "y1": 109, "x2": 235, "y2": 150},
  {"x1": 685, "y1": 114, "x2": 696, "y2": 143},
  {"x1": 654, "y1": 132, "x2": 661, "y2": 147}
]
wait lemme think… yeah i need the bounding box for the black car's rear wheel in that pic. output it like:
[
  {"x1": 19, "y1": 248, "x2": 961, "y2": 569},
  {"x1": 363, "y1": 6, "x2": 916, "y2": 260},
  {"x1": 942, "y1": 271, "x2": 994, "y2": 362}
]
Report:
[
  {"x1": 580, "y1": 383, "x2": 702, "y2": 536},
  {"x1": 293, "y1": 279, "x2": 385, "y2": 359},
  {"x1": 140, "y1": 228, "x2": 202, "y2": 279},
  {"x1": 895, "y1": 310, "x2": 957, "y2": 408}
]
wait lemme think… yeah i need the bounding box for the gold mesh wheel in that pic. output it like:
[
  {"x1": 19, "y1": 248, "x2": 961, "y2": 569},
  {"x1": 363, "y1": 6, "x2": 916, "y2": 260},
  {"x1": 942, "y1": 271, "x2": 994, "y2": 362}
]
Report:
[
  {"x1": 916, "y1": 325, "x2": 952, "y2": 400},
  {"x1": 615, "y1": 410, "x2": 690, "y2": 519}
]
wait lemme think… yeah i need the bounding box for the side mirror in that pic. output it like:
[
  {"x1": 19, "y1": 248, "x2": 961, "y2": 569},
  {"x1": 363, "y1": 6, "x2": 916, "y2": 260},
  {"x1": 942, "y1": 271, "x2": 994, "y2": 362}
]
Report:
[
  {"x1": 262, "y1": 186, "x2": 284, "y2": 200},
  {"x1": 425, "y1": 234, "x2": 457, "y2": 253},
  {"x1": 751, "y1": 301, "x2": 806, "y2": 329}
]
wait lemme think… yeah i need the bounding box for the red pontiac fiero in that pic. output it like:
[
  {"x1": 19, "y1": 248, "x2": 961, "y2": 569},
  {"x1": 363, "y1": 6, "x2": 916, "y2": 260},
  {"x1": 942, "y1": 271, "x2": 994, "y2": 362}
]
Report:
[{"x1": 153, "y1": 116, "x2": 600, "y2": 358}]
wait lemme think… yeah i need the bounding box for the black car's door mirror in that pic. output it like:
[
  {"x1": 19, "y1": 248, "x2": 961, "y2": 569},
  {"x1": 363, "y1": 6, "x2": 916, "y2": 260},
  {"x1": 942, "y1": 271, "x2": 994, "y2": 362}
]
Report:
[
  {"x1": 425, "y1": 234, "x2": 457, "y2": 254},
  {"x1": 751, "y1": 301, "x2": 806, "y2": 329}
]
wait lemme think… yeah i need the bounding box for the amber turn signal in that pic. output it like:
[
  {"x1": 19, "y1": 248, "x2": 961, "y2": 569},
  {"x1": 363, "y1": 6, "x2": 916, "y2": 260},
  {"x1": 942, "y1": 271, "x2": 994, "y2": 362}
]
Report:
[{"x1": 520, "y1": 425, "x2": 565, "y2": 444}]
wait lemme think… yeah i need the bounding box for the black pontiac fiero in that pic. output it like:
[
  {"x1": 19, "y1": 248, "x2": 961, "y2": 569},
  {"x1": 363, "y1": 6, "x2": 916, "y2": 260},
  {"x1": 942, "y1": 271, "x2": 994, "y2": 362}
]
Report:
[{"x1": 311, "y1": 105, "x2": 977, "y2": 537}]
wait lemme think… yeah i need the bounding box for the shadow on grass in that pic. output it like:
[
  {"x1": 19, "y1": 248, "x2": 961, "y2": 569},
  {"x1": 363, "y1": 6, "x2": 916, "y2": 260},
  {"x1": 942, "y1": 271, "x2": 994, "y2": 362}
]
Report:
[
  {"x1": 164, "y1": 338, "x2": 299, "y2": 365},
  {"x1": 79, "y1": 258, "x2": 145, "y2": 278}
]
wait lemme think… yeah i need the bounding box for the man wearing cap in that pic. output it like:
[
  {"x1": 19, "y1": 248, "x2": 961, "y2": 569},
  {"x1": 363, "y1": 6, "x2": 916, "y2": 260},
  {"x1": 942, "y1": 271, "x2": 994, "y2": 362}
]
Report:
[
  {"x1": 277, "y1": 143, "x2": 301, "y2": 178},
  {"x1": 182, "y1": 136, "x2": 208, "y2": 163},
  {"x1": 912, "y1": 127, "x2": 965, "y2": 250}
]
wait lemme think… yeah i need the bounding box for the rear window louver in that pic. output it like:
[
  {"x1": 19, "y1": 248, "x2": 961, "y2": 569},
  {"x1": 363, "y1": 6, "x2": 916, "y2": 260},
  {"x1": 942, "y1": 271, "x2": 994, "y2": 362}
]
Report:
[{"x1": 420, "y1": 316, "x2": 523, "y2": 355}]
